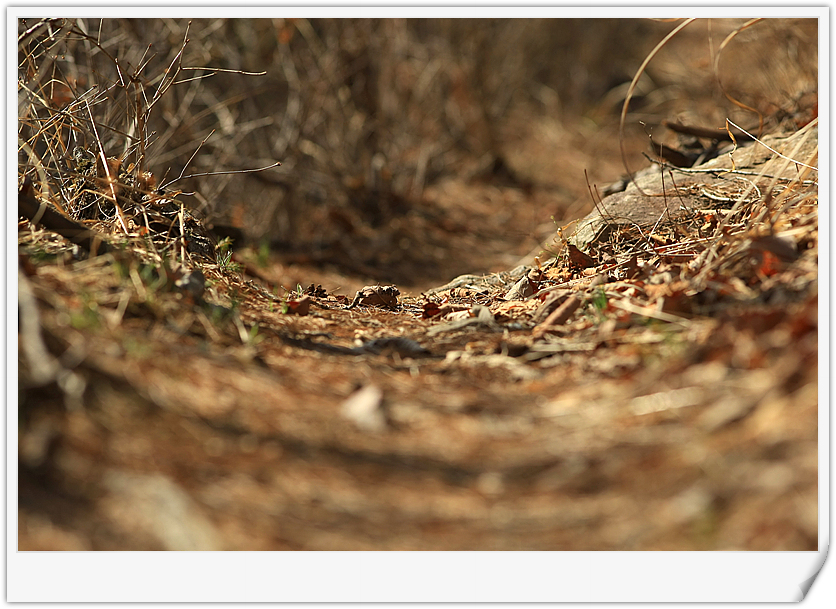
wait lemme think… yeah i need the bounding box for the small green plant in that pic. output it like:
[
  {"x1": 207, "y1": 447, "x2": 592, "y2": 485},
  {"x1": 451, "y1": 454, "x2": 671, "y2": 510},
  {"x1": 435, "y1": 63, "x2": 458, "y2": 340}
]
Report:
[
  {"x1": 257, "y1": 239, "x2": 271, "y2": 268},
  {"x1": 227, "y1": 287, "x2": 243, "y2": 311},
  {"x1": 216, "y1": 237, "x2": 243, "y2": 274},
  {"x1": 112, "y1": 259, "x2": 129, "y2": 281},
  {"x1": 591, "y1": 287, "x2": 608, "y2": 312},
  {"x1": 135, "y1": 262, "x2": 169, "y2": 298},
  {"x1": 69, "y1": 293, "x2": 101, "y2": 330},
  {"x1": 218, "y1": 248, "x2": 233, "y2": 269},
  {"x1": 247, "y1": 322, "x2": 262, "y2": 345},
  {"x1": 122, "y1": 336, "x2": 153, "y2": 359},
  {"x1": 582, "y1": 287, "x2": 610, "y2": 325},
  {"x1": 25, "y1": 247, "x2": 59, "y2": 264},
  {"x1": 208, "y1": 303, "x2": 233, "y2": 325}
]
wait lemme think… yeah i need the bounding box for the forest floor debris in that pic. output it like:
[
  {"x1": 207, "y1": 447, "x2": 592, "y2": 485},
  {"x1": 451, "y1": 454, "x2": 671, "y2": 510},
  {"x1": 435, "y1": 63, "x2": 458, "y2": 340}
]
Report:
[{"x1": 18, "y1": 124, "x2": 817, "y2": 550}]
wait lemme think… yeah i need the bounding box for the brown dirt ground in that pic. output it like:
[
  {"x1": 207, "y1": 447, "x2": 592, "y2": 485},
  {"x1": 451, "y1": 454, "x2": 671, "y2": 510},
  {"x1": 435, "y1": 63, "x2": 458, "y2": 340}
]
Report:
[
  {"x1": 18, "y1": 124, "x2": 818, "y2": 552},
  {"x1": 18, "y1": 19, "x2": 818, "y2": 552}
]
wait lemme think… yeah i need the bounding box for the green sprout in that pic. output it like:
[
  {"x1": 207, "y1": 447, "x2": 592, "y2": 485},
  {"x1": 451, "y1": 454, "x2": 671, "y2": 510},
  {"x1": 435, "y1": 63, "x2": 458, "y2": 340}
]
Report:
[{"x1": 591, "y1": 287, "x2": 608, "y2": 311}]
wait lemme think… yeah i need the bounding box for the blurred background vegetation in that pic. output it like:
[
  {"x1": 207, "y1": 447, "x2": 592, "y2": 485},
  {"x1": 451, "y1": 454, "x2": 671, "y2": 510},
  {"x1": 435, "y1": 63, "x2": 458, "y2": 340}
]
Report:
[{"x1": 18, "y1": 17, "x2": 817, "y2": 285}]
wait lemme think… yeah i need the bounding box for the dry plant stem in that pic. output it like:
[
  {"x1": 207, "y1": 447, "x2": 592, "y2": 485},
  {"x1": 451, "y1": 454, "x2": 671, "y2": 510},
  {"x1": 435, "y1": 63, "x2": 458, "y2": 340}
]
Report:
[
  {"x1": 273, "y1": 38, "x2": 303, "y2": 157},
  {"x1": 620, "y1": 18, "x2": 695, "y2": 196},
  {"x1": 753, "y1": 123, "x2": 818, "y2": 228},
  {"x1": 728, "y1": 119, "x2": 818, "y2": 172},
  {"x1": 18, "y1": 18, "x2": 56, "y2": 50},
  {"x1": 584, "y1": 169, "x2": 616, "y2": 226},
  {"x1": 17, "y1": 20, "x2": 71, "y2": 113},
  {"x1": 179, "y1": 204, "x2": 187, "y2": 262},
  {"x1": 134, "y1": 68, "x2": 148, "y2": 175},
  {"x1": 725, "y1": 122, "x2": 817, "y2": 234},
  {"x1": 18, "y1": 138, "x2": 53, "y2": 205},
  {"x1": 164, "y1": 130, "x2": 215, "y2": 190},
  {"x1": 85, "y1": 100, "x2": 129, "y2": 234},
  {"x1": 147, "y1": 22, "x2": 190, "y2": 115},
  {"x1": 180, "y1": 66, "x2": 268, "y2": 79},
  {"x1": 706, "y1": 161, "x2": 771, "y2": 240},
  {"x1": 609, "y1": 299, "x2": 690, "y2": 327},
  {"x1": 696, "y1": 129, "x2": 817, "y2": 286},
  {"x1": 664, "y1": 163, "x2": 817, "y2": 183}
]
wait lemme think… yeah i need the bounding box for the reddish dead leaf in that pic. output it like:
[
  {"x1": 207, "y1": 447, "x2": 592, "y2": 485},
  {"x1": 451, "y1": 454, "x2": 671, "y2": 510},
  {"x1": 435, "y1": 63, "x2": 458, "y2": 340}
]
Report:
[
  {"x1": 623, "y1": 254, "x2": 641, "y2": 279},
  {"x1": 658, "y1": 289, "x2": 692, "y2": 316},
  {"x1": 434, "y1": 303, "x2": 471, "y2": 318},
  {"x1": 567, "y1": 244, "x2": 596, "y2": 269},
  {"x1": 757, "y1": 250, "x2": 782, "y2": 277},
  {"x1": 284, "y1": 295, "x2": 311, "y2": 316},
  {"x1": 749, "y1": 235, "x2": 798, "y2": 278},
  {"x1": 422, "y1": 302, "x2": 442, "y2": 319}
]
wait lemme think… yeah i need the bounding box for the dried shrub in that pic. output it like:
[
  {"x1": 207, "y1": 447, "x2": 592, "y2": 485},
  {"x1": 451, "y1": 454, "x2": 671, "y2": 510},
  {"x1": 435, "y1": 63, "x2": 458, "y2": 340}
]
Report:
[{"x1": 18, "y1": 18, "x2": 818, "y2": 275}]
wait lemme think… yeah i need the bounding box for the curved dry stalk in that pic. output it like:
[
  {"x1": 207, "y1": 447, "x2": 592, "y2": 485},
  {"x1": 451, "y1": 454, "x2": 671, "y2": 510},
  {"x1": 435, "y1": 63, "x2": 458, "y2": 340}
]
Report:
[
  {"x1": 619, "y1": 18, "x2": 695, "y2": 195},
  {"x1": 17, "y1": 138, "x2": 53, "y2": 204},
  {"x1": 179, "y1": 66, "x2": 267, "y2": 79},
  {"x1": 163, "y1": 160, "x2": 283, "y2": 188}
]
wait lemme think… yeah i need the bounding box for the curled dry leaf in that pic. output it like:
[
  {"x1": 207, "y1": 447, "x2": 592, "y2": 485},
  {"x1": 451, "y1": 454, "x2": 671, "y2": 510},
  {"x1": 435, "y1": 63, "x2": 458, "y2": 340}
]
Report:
[
  {"x1": 422, "y1": 301, "x2": 470, "y2": 319},
  {"x1": 567, "y1": 244, "x2": 596, "y2": 269},
  {"x1": 346, "y1": 285, "x2": 400, "y2": 310},
  {"x1": 502, "y1": 268, "x2": 546, "y2": 300},
  {"x1": 503, "y1": 275, "x2": 535, "y2": 300}
]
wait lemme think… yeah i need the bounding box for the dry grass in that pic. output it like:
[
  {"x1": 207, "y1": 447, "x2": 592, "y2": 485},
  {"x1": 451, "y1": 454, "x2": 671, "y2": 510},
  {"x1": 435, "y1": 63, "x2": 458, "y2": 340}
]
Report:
[{"x1": 18, "y1": 18, "x2": 817, "y2": 268}]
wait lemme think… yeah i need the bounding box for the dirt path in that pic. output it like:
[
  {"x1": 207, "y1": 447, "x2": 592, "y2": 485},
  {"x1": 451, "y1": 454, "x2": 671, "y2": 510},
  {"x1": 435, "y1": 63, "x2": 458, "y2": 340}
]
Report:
[{"x1": 18, "y1": 123, "x2": 817, "y2": 551}]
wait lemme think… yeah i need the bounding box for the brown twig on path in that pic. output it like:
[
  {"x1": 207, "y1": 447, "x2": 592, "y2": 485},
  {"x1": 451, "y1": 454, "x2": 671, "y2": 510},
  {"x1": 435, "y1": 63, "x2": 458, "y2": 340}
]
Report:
[
  {"x1": 532, "y1": 293, "x2": 582, "y2": 337},
  {"x1": 663, "y1": 119, "x2": 754, "y2": 142}
]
